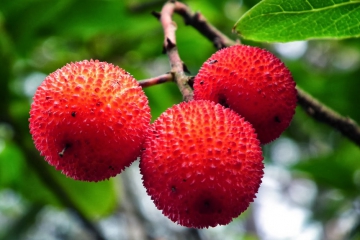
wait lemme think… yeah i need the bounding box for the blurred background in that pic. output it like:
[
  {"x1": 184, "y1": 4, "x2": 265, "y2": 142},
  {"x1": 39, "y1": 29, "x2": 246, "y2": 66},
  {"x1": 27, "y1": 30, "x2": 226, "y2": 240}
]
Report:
[{"x1": 0, "y1": 0, "x2": 360, "y2": 239}]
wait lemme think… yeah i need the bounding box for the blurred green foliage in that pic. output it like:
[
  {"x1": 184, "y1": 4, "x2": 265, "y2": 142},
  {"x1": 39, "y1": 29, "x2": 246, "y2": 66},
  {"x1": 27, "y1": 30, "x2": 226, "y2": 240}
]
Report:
[{"x1": 0, "y1": 0, "x2": 359, "y2": 239}]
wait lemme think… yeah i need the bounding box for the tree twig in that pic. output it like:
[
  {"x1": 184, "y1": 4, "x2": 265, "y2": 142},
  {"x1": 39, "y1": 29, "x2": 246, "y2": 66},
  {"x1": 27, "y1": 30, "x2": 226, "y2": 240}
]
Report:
[
  {"x1": 172, "y1": 1, "x2": 236, "y2": 49},
  {"x1": 147, "y1": 0, "x2": 360, "y2": 147},
  {"x1": 158, "y1": 0, "x2": 193, "y2": 102},
  {"x1": 297, "y1": 87, "x2": 360, "y2": 146},
  {"x1": 138, "y1": 73, "x2": 173, "y2": 88}
]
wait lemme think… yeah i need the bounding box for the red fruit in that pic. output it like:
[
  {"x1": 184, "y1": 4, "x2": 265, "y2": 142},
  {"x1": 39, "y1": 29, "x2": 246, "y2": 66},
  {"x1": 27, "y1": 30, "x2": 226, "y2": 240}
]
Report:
[
  {"x1": 193, "y1": 45, "x2": 297, "y2": 144},
  {"x1": 29, "y1": 60, "x2": 151, "y2": 182},
  {"x1": 140, "y1": 100, "x2": 263, "y2": 228}
]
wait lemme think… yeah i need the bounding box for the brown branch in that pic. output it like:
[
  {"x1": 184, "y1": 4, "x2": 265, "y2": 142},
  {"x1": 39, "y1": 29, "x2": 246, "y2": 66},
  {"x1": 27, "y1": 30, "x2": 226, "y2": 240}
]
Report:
[
  {"x1": 172, "y1": 1, "x2": 236, "y2": 49},
  {"x1": 150, "y1": 0, "x2": 360, "y2": 147},
  {"x1": 159, "y1": 0, "x2": 193, "y2": 102},
  {"x1": 138, "y1": 73, "x2": 173, "y2": 88},
  {"x1": 297, "y1": 87, "x2": 360, "y2": 146}
]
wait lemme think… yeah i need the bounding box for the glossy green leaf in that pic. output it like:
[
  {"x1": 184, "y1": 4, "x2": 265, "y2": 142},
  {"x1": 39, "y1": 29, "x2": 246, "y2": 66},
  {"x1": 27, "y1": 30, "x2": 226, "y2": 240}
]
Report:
[{"x1": 234, "y1": 0, "x2": 360, "y2": 42}]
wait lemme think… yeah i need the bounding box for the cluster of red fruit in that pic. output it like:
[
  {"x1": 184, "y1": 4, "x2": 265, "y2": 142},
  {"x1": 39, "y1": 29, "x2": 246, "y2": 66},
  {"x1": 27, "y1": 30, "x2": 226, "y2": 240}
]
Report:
[{"x1": 29, "y1": 45, "x2": 297, "y2": 228}]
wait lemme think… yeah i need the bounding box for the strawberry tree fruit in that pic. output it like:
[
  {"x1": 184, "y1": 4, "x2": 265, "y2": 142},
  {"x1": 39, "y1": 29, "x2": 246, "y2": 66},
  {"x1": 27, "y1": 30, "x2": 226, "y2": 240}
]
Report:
[
  {"x1": 193, "y1": 45, "x2": 297, "y2": 144},
  {"x1": 140, "y1": 100, "x2": 264, "y2": 228},
  {"x1": 29, "y1": 60, "x2": 151, "y2": 182}
]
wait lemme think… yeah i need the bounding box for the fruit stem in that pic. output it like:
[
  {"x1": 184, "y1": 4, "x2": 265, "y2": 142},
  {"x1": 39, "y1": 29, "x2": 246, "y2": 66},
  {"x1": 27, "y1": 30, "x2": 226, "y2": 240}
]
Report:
[
  {"x1": 58, "y1": 144, "x2": 70, "y2": 157},
  {"x1": 159, "y1": 1, "x2": 194, "y2": 101},
  {"x1": 138, "y1": 73, "x2": 173, "y2": 88}
]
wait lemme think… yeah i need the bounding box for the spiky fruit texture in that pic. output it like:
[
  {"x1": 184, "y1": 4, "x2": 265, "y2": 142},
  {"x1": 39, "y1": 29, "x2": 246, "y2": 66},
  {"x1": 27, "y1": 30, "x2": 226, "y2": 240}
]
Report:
[
  {"x1": 140, "y1": 100, "x2": 264, "y2": 228},
  {"x1": 29, "y1": 60, "x2": 150, "y2": 182},
  {"x1": 193, "y1": 45, "x2": 297, "y2": 144}
]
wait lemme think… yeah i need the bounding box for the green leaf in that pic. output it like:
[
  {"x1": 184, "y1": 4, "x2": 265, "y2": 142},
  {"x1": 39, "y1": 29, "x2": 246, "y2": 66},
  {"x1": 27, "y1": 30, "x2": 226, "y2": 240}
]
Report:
[
  {"x1": 11, "y1": 137, "x2": 117, "y2": 219},
  {"x1": 18, "y1": 162, "x2": 118, "y2": 219},
  {"x1": 0, "y1": 141, "x2": 25, "y2": 187},
  {"x1": 17, "y1": 166, "x2": 61, "y2": 207},
  {"x1": 52, "y1": 169, "x2": 118, "y2": 219},
  {"x1": 234, "y1": 0, "x2": 360, "y2": 42}
]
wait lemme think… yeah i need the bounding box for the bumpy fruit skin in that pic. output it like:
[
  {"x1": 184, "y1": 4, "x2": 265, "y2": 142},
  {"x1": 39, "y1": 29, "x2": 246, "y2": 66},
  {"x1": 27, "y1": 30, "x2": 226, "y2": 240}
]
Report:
[
  {"x1": 29, "y1": 60, "x2": 150, "y2": 182},
  {"x1": 140, "y1": 100, "x2": 263, "y2": 228},
  {"x1": 193, "y1": 45, "x2": 297, "y2": 144}
]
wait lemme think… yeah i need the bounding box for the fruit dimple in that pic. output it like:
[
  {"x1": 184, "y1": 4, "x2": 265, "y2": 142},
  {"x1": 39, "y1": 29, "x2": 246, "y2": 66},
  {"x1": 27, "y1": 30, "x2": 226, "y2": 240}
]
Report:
[
  {"x1": 193, "y1": 45, "x2": 297, "y2": 144},
  {"x1": 29, "y1": 59, "x2": 151, "y2": 181},
  {"x1": 140, "y1": 100, "x2": 264, "y2": 228}
]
